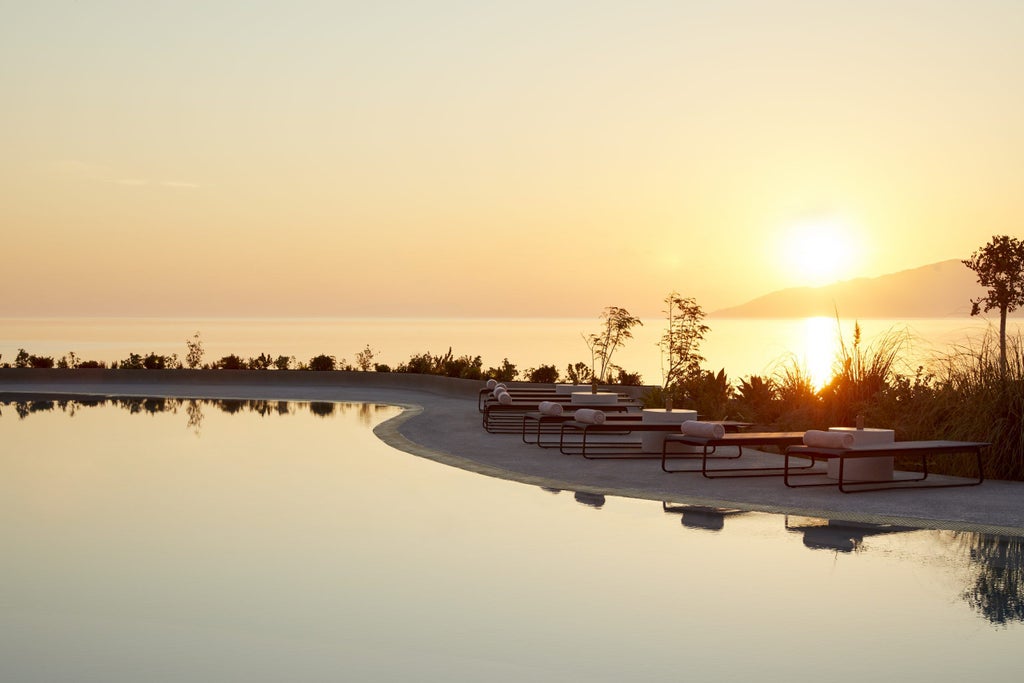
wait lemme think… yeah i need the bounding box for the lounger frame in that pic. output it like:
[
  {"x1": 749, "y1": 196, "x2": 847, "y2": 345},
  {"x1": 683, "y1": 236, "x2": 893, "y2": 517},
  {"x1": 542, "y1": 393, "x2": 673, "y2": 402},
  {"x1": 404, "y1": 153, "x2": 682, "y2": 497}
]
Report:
[
  {"x1": 557, "y1": 420, "x2": 746, "y2": 459},
  {"x1": 784, "y1": 440, "x2": 987, "y2": 493},
  {"x1": 661, "y1": 432, "x2": 811, "y2": 477}
]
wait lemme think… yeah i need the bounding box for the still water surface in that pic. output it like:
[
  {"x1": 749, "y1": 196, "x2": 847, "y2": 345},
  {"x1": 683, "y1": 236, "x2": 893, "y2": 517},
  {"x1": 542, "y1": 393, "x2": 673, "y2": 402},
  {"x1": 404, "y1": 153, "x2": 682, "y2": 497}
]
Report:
[
  {"x1": 3, "y1": 316, "x2": 1020, "y2": 386},
  {"x1": 1, "y1": 398, "x2": 1021, "y2": 681}
]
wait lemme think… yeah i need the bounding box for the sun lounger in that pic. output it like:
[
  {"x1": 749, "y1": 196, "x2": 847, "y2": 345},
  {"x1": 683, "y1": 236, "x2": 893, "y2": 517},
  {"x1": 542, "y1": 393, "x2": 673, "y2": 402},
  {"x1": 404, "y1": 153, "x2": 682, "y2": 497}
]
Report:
[
  {"x1": 483, "y1": 402, "x2": 636, "y2": 433},
  {"x1": 557, "y1": 419, "x2": 749, "y2": 459},
  {"x1": 520, "y1": 411, "x2": 642, "y2": 446},
  {"x1": 478, "y1": 387, "x2": 636, "y2": 411},
  {"x1": 661, "y1": 431, "x2": 811, "y2": 477},
  {"x1": 784, "y1": 440, "x2": 987, "y2": 493}
]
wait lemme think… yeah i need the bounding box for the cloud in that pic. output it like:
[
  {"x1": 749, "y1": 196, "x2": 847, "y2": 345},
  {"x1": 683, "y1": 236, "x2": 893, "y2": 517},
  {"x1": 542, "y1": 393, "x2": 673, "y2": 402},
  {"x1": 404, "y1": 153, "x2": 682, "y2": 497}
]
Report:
[{"x1": 48, "y1": 160, "x2": 199, "y2": 189}]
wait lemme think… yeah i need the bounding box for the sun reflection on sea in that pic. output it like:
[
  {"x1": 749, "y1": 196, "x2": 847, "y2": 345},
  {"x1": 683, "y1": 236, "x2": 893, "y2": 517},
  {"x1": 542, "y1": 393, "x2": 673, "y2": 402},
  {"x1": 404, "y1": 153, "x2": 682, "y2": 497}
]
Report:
[{"x1": 801, "y1": 316, "x2": 838, "y2": 390}]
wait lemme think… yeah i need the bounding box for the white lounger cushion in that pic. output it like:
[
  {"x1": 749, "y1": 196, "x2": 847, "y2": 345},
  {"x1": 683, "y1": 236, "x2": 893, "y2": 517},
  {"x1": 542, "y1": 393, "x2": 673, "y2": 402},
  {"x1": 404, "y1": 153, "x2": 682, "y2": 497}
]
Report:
[
  {"x1": 573, "y1": 408, "x2": 606, "y2": 424},
  {"x1": 538, "y1": 401, "x2": 563, "y2": 416},
  {"x1": 803, "y1": 429, "x2": 855, "y2": 449},
  {"x1": 680, "y1": 421, "x2": 725, "y2": 439}
]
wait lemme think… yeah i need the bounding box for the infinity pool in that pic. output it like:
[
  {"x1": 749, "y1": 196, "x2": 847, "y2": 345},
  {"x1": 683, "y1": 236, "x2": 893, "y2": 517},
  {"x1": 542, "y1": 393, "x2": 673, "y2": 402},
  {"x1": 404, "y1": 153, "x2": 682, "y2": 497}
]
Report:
[{"x1": 1, "y1": 397, "x2": 1021, "y2": 681}]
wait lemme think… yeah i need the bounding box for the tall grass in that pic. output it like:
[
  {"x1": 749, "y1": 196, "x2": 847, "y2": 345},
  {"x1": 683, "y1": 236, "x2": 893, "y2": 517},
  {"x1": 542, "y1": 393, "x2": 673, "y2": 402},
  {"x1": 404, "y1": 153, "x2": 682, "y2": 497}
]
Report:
[{"x1": 713, "y1": 324, "x2": 1024, "y2": 480}]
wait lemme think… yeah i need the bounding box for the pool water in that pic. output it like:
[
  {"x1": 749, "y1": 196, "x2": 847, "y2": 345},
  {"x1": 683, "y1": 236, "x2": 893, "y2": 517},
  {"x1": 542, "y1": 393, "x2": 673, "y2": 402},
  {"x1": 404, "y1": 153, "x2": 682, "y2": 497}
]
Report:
[{"x1": 1, "y1": 398, "x2": 1021, "y2": 682}]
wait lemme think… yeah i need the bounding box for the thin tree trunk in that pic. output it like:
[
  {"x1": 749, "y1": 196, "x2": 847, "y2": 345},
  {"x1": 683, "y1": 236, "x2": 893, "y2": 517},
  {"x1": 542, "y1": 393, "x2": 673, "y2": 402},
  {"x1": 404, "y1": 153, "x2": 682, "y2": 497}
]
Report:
[{"x1": 1000, "y1": 306, "x2": 1008, "y2": 380}]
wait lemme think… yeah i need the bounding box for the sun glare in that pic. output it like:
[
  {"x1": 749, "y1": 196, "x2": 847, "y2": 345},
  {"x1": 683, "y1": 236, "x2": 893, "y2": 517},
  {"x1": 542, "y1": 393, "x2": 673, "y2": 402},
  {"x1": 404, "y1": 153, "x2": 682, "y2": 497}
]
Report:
[
  {"x1": 802, "y1": 316, "x2": 837, "y2": 390},
  {"x1": 781, "y1": 217, "x2": 860, "y2": 286}
]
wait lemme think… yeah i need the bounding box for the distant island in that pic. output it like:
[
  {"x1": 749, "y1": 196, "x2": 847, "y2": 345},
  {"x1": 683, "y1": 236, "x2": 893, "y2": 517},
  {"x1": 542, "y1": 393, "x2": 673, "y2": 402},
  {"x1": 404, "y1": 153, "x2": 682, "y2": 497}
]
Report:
[{"x1": 710, "y1": 259, "x2": 991, "y2": 318}]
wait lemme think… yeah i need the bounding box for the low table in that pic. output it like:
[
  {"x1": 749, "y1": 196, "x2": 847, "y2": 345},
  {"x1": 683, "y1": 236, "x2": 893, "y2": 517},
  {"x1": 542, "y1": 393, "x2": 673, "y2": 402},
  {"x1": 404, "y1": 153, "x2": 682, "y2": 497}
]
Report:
[
  {"x1": 641, "y1": 408, "x2": 698, "y2": 453},
  {"x1": 571, "y1": 391, "x2": 620, "y2": 405},
  {"x1": 827, "y1": 427, "x2": 894, "y2": 481}
]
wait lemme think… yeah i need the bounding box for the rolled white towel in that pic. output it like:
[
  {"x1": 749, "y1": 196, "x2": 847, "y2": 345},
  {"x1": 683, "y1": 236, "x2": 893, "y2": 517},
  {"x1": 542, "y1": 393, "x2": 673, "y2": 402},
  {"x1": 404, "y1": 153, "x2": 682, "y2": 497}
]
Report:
[
  {"x1": 497, "y1": 392, "x2": 513, "y2": 405},
  {"x1": 803, "y1": 429, "x2": 855, "y2": 449},
  {"x1": 538, "y1": 401, "x2": 563, "y2": 416},
  {"x1": 573, "y1": 408, "x2": 606, "y2": 425},
  {"x1": 680, "y1": 420, "x2": 725, "y2": 439},
  {"x1": 486, "y1": 379, "x2": 497, "y2": 390},
  {"x1": 495, "y1": 383, "x2": 507, "y2": 392}
]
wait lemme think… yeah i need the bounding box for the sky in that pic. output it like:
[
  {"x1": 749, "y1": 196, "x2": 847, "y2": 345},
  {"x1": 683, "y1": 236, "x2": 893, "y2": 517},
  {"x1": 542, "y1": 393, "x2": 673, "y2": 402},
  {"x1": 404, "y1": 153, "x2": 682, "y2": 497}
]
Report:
[{"x1": 2, "y1": 1, "x2": 1022, "y2": 318}]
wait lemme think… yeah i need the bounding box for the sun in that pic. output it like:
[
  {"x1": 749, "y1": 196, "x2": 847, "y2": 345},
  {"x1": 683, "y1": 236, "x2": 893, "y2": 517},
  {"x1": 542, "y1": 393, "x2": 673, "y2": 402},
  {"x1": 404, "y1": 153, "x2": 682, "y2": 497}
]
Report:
[{"x1": 780, "y1": 217, "x2": 860, "y2": 286}]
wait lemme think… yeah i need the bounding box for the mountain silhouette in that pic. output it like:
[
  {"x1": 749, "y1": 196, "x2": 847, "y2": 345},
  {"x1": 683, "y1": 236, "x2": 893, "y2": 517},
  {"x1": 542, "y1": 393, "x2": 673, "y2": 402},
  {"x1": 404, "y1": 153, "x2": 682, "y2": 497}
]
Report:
[{"x1": 711, "y1": 260, "x2": 988, "y2": 318}]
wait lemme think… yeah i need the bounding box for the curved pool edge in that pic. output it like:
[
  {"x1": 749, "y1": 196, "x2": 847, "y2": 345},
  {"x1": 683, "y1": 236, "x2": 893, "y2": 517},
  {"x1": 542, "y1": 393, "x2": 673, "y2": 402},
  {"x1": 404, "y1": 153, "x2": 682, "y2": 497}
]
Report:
[{"x1": 371, "y1": 402, "x2": 1024, "y2": 538}]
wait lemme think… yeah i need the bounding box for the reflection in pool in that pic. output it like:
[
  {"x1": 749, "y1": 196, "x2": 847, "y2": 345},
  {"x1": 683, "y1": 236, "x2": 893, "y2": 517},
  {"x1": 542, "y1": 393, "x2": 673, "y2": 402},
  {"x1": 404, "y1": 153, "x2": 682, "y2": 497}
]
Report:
[{"x1": 1, "y1": 398, "x2": 1022, "y2": 681}]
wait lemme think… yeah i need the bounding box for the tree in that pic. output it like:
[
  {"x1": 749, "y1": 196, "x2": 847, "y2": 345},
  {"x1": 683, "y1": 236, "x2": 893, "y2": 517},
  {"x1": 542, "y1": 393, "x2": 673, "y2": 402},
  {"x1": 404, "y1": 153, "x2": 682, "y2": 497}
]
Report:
[
  {"x1": 355, "y1": 345, "x2": 375, "y2": 371},
  {"x1": 963, "y1": 235, "x2": 1024, "y2": 377},
  {"x1": 584, "y1": 306, "x2": 642, "y2": 383},
  {"x1": 185, "y1": 332, "x2": 205, "y2": 369},
  {"x1": 659, "y1": 293, "x2": 709, "y2": 391}
]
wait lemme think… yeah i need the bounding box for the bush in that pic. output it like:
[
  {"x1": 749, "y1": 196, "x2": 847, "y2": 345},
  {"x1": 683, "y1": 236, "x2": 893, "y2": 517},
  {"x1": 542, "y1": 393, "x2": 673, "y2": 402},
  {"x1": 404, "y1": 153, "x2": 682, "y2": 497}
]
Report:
[
  {"x1": 215, "y1": 354, "x2": 246, "y2": 370},
  {"x1": 248, "y1": 353, "x2": 273, "y2": 370},
  {"x1": 526, "y1": 364, "x2": 560, "y2": 384},
  {"x1": 28, "y1": 355, "x2": 55, "y2": 369},
  {"x1": 143, "y1": 353, "x2": 170, "y2": 370},
  {"x1": 308, "y1": 354, "x2": 337, "y2": 371},
  {"x1": 486, "y1": 359, "x2": 517, "y2": 382},
  {"x1": 118, "y1": 353, "x2": 145, "y2": 370},
  {"x1": 396, "y1": 348, "x2": 483, "y2": 379}
]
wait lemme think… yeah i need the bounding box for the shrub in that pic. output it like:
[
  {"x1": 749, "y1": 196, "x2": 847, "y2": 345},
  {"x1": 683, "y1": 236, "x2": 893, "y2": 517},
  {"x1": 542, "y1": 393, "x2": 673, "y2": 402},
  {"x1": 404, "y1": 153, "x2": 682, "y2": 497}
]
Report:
[
  {"x1": 610, "y1": 366, "x2": 643, "y2": 386},
  {"x1": 248, "y1": 353, "x2": 273, "y2": 370},
  {"x1": 118, "y1": 353, "x2": 145, "y2": 370},
  {"x1": 486, "y1": 358, "x2": 518, "y2": 382},
  {"x1": 308, "y1": 354, "x2": 337, "y2": 371},
  {"x1": 215, "y1": 354, "x2": 245, "y2": 370},
  {"x1": 734, "y1": 375, "x2": 779, "y2": 424},
  {"x1": 396, "y1": 348, "x2": 483, "y2": 379},
  {"x1": 564, "y1": 362, "x2": 592, "y2": 385},
  {"x1": 29, "y1": 355, "x2": 55, "y2": 369},
  {"x1": 143, "y1": 353, "x2": 170, "y2": 370},
  {"x1": 526, "y1": 364, "x2": 560, "y2": 384}
]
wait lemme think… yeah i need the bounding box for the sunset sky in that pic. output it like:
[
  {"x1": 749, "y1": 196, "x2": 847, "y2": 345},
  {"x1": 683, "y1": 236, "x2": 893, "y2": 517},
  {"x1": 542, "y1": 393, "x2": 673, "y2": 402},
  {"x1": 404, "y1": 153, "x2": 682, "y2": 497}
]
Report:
[{"x1": 2, "y1": 1, "x2": 1022, "y2": 318}]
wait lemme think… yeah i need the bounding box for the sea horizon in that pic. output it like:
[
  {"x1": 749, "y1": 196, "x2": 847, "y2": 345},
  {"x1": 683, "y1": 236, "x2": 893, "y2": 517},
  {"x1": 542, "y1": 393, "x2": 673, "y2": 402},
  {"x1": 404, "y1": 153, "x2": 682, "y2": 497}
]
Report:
[{"x1": 3, "y1": 315, "x2": 1019, "y2": 389}]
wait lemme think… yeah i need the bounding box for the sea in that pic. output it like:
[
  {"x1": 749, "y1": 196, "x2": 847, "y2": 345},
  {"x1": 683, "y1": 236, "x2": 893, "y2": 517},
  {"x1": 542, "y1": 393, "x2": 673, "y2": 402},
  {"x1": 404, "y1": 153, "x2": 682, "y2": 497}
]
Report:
[{"x1": 1, "y1": 316, "x2": 1019, "y2": 388}]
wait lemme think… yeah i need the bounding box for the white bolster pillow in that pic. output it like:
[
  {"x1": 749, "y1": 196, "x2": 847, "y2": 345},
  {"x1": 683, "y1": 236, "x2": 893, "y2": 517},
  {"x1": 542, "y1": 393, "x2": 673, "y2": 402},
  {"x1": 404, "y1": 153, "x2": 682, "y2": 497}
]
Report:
[
  {"x1": 538, "y1": 401, "x2": 563, "y2": 416},
  {"x1": 680, "y1": 421, "x2": 725, "y2": 439},
  {"x1": 574, "y1": 408, "x2": 606, "y2": 424},
  {"x1": 803, "y1": 430, "x2": 855, "y2": 449}
]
